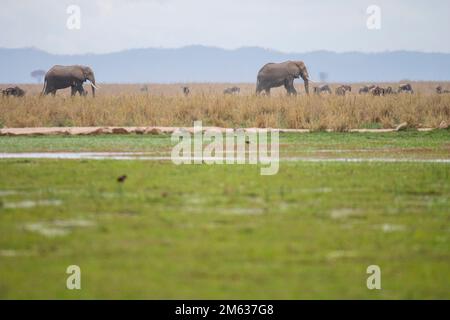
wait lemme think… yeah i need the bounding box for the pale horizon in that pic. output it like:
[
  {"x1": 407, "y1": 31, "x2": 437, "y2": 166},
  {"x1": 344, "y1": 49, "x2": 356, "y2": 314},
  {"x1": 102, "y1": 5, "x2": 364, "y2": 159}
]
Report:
[{"x1": 4, "y1": 44, "x2": 450, "y2": 56}]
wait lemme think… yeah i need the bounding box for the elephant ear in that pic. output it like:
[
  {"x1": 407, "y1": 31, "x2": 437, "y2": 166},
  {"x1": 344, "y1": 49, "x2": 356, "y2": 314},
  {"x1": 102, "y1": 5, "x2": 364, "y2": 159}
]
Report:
[
  {"x1": 286, "y1": 61, "x2": 301, "y2": 78},
  {"x1": 82, "y1": 67, "x2": 92, "y2": 79},
  {"x1": 72, "y1": 68, "x2": 85, "y2": 81}
]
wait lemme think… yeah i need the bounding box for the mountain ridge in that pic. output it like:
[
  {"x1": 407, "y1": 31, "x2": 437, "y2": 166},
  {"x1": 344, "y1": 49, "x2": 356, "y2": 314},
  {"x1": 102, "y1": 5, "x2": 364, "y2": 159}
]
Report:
[{"x1": 1, "y1": 46, "x2": 450, "y2": 83}]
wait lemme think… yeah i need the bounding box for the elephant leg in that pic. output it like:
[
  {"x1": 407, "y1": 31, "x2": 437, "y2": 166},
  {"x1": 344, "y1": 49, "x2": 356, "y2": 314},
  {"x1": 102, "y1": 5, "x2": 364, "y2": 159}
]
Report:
[
  {"x1": 75, "y1": 84, "x2": 84, "y2": 96},
  {"x1": 79, "y1": 86, "x2": 87, "y2": 96},
  {"x1": 51, "y1": 90, "x2": 56, "y2": 96},
  {"x1": 284, "y1": 78, "x2": 297, "y2": 96},
  {"x1": 264, "y1": 88, "x2": 270, "y2": 96},
  {"x1": 44, "y1": 85, "x2": 53, "y2": 96},
  {"x1": 71, "y1": 86, "x2": 77, "y2": 96},
  {"x1": 290, "y1": 86, "x2": 297, "y2": 96},
  {"x1": 284, "y1": 80, "x2": 290, "y2": 94},
  {"x1": 256, "y1": 82, "x2": 266, "y2": 95}
]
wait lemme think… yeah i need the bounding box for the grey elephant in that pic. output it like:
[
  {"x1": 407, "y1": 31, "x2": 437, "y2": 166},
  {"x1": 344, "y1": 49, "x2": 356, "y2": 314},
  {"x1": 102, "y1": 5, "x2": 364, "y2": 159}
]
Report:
[
  {"x1": 42, "y1": 65, "x2": 98, "y2": 97},
  {"x1": 256, "y1": 61, "x2": 310, "y2": 95}
]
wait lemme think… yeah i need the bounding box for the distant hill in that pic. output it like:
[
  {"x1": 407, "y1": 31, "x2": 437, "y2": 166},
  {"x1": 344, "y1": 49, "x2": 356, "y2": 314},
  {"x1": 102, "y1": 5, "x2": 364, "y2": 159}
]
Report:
[{"x1": 1, "y1": 46, "x2": 450, "y2": 83}]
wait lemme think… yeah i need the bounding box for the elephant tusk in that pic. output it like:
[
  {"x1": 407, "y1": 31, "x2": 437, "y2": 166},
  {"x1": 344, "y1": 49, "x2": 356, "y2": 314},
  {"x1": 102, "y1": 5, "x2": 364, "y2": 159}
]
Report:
[{"x1": 90, "y1": 83, "x2": 100, "y2": 90}]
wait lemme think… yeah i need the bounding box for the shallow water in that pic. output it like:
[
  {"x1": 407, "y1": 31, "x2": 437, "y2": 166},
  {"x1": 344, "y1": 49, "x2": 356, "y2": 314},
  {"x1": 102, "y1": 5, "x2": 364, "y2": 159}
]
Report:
[{"x1": 3, "y1": 199, "x2": 62, "y2": 209}]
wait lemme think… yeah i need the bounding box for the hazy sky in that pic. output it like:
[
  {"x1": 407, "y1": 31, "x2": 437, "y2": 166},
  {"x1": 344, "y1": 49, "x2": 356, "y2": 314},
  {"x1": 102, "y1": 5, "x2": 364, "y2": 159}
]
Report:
[{"x1": 1, "y1": 0, "x2": 449, "y2": 54}]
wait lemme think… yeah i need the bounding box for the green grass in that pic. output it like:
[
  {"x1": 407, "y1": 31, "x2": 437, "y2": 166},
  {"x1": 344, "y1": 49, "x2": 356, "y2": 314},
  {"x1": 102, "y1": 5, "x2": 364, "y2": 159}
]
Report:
[
  {"x1": 0, "y1": 130, "x2": 449, "y2": 154},
  {"x1": 0, "y1": 131, "x2": 449, "y2": 299}
]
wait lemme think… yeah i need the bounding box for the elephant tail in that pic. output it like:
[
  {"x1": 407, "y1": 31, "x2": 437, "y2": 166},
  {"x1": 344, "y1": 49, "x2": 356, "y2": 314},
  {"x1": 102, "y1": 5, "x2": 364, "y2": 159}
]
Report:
[
  {"x1": 40, "y1": 79, "x2": 47, "y2": 96},
  {"x1": 256, "y1": 77, "x2": 261, "y2": 94}
]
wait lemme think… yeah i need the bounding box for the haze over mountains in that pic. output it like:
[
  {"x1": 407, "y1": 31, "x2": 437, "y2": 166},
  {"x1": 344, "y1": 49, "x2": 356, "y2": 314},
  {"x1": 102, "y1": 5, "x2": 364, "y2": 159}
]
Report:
[{"x1": 1, "y1": 46, "x2": 450, "y2": 84}]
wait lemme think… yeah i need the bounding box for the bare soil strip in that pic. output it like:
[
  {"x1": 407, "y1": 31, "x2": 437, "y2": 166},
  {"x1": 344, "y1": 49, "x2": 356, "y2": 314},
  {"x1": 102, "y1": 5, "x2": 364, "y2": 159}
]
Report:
[
  {"x1": 0, "y1": 126, "x2": 437, "y2": 136},
  {"x1": 0, "y1": 152, "x2": 449, "y2": 163}
]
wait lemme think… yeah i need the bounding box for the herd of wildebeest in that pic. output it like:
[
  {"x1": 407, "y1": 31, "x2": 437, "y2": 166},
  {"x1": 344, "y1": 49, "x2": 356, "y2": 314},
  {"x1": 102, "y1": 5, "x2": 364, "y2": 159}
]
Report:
[{"x1": 1, "y1": 61, "x2": 450, "y2": 97}]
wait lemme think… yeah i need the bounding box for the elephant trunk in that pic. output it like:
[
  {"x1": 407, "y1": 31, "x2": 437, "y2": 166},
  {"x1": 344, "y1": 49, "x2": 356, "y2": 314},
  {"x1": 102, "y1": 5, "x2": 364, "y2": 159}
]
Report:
[
  {"x1": 303, "y1": 78, "x2": 309, "y2": 95},
  {"x1": 91, "y1": 82, "x2": 96, "y2": 97},
  {"x1": 41, "y1": 78, "x2": 47, "y2": 96},
  {"x1": 89, "y1": 76, "x2": 96, "y2": 97},
  {"x1": 300, "y1": 71, "x2": 310, "y2": 95}
]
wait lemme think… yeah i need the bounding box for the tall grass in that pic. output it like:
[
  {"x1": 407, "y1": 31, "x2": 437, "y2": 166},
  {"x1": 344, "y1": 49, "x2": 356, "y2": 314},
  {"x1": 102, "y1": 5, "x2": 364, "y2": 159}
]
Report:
[{"x1": 0, "y1": 83, "x2": 449, "y2": 129}]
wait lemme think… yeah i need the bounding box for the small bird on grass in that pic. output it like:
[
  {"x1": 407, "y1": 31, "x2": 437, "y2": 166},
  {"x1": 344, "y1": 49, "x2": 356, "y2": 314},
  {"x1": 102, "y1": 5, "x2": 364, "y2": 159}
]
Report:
[{"x1": 117, "y1": 175, "x2": 127, "y2": 183}]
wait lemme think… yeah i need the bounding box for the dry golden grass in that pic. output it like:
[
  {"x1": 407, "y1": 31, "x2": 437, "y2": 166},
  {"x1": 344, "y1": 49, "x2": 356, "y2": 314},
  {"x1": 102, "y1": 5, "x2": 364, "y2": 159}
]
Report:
[{"x1": 1, "y1": 82, "x2": 449, "y2": 130}]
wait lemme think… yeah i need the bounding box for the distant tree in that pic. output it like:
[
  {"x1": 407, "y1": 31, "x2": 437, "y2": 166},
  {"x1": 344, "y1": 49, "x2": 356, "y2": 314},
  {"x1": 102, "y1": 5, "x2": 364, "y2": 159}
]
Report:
[
  {"x1": 319, "y1": 72, "x2": 329, "y2": 83},
  {"x1": 30, "y1": 70, "x2": 46, "y2": 83}
]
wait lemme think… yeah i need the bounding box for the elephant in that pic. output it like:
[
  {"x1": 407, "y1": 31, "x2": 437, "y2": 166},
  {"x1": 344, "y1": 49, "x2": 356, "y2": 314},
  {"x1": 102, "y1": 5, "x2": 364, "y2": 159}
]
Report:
[
  {"x1": 436, "y1": 86, "x2": 450, "y2": 94},
  {"x1": 2, "y1": 86, "x2": 25, "y2": 97},
  {"x1": 359, "y1": 85, "x2": 375, "y2": 94},
  {"x1": 313, "y1": 84, "x2": 332, "y2": 95},
  {"x1": 182, "y1": 86, "x2": 190, "y2": 96},
  {"x1": 42, "y1": 65, "x2": 98, "y2": 97},
  {"x1": 335, "y1": 85, "x2": 351, "y2": 96},
  {"x1": 256, "y1": 60, "x2": 310, "y2": 95},
  {"x1": 397, "y1": 83, "x2": 414, "y2": 94},
  {"x1": 223, "y1": 86, "x2": 240, "y2": 94}
]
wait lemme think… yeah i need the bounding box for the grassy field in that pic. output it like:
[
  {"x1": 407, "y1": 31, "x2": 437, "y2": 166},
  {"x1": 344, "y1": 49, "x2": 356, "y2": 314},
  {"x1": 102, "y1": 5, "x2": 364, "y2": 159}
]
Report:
[
  {"x1": 1, "y1": 82, "x2": 449, "y2": 129},
  {"x1": 0, "y1": 131, "x2": 449, "y2": 299}
]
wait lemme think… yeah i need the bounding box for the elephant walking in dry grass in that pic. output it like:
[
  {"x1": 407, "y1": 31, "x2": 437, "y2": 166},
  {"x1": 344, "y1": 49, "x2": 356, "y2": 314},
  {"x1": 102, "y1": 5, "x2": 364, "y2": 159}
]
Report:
[
  {"x1": 256, "y1": 61, "x2": 310, "y2": 96},
  {"x1": 42, "y1": 65, "x2": 98, "y2": 97}
]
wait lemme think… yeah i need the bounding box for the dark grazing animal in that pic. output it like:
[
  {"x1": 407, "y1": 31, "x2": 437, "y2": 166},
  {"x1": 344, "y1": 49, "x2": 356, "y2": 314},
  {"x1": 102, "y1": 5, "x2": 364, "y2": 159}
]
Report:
[
  {"x1": 359, "y1": 85, "x2": 375, "y2": 94},
  {"x1": 1, "y1": 86, "x2": 26, "y2": 97},
  {"x1": 182, "y1": 86, "x2": 190, "y2": 96},
  {"x1": 397, "y1": 83, "x2": 414, "y2": 94},
  {"x1": 335, "y1": 85, "x2": 351, "y2": 96},
  {"x1": 436, "y1": 86, "x2": 450, "y2": 94},
  {"x1": 117, "y1": 175, "x2": 127, "y2": 183},
  {"x1": 313, "y1": 84, "x2": 332, "y2": 95},
  {"x1": 383, "y1": 86, "x2": 394, "y2": 95},
  {"x1": 223, "y1": 86, "x2": 240, "y2": 95},
  {"x1": 368, "y1": 85, "x2": 395, "y2": 96},
  {"x1": 370, "y1": 86, "x2": 385, "y2": 96}
]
